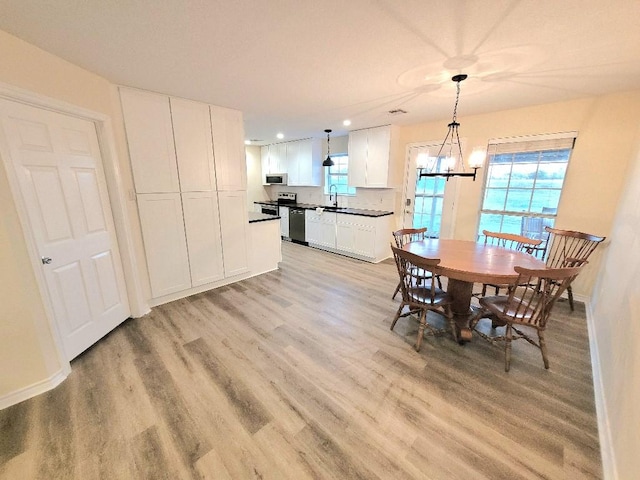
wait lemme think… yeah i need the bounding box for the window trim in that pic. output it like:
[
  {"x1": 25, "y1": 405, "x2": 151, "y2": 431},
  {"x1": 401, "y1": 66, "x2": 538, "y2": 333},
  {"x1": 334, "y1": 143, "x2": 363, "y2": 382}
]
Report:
[{"x1": 324, "y1": 153, "x2": 356, "y2": 196}]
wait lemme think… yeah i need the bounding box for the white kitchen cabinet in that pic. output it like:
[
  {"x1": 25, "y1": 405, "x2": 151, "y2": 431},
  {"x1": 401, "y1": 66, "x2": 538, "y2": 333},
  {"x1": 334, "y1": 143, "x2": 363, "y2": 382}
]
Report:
[
  {"x1": 269, "y1": 143, "x2": 288, "y2": 174},
  {"x1": 336, "y1": 214, "x2": 376, "y2": 258},
  {"x1": 347, "y1": 129, "x2": 368, "y2": 187},
  {"x1": 171, "y1": 97, "x2": 216, "y2": 192},
  {"x1": 136, "y1": 193, "x2": 191, "y2": 297},
  {"x1": 287, "y1": 138, "x2": 322, "y2": 186},
  {"x1": 218, "y1": 191, "x2": 250, "y2": 277},
  {"x1": 210, "y1": 105, "x2": 247, "y2": 191},
  {"x1": 279, "y1": 206, "x2": 290, "y2": 238},
  {"x1": 261, "y1": 139, "x2": 321, "y2": 186},
  {"x1": 120, "y1": 88, "x2": 179, "y2": 193},
  {"x1": 305, "y1": 210, "x2": 337, "y2": 249},
  {"x1": 347, "y1": 125, "x2": 397, "y2": 188},
  {"x1": 182, "y1": 192, "x2": 225, "y2": 286}
]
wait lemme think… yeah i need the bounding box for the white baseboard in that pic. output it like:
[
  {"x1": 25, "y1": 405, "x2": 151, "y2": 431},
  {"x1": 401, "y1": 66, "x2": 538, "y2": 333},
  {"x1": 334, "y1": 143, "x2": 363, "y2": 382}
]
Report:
[
  {"x1": 0, "y1": 367, "x2": 69, "y2": 410},
  {"x1": 585, "y1": 300, "x2": 618, "y2": 479}
]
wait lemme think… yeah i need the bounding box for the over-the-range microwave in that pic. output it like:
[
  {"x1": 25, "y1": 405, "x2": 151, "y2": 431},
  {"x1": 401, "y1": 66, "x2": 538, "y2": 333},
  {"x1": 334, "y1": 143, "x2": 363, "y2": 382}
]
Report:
[{"x1": 265, "y1": 173, "x2": 287, "y2": 185}]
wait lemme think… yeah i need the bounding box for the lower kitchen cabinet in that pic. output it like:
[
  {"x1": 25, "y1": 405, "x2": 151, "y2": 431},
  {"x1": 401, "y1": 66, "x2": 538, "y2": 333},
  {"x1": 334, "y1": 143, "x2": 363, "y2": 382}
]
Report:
[
  {"x1": 279, "y1": 206, "x2": 290, "y2": 238},
  {"x1": 182, "y1": 192, "x2": 224, "y2": 286},
  {"x1": 306, "y1": 210, "x2": 393, "y2": 263},
  {"x1": 336, "y1": 216, "x2": 376, "y2": 258},
  {"x1": 137, "y1": 193, "x2": 192, "y2": 297},
  {"x1": 305, "y1": 210, "x2": 337, "y2": 248}
]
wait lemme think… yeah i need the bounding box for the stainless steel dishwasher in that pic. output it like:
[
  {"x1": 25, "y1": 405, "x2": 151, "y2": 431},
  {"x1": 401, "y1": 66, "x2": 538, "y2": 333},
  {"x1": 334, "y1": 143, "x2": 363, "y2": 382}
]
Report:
[{"x1": 289, "y1": 208, "x2": 306, "y2": 245}]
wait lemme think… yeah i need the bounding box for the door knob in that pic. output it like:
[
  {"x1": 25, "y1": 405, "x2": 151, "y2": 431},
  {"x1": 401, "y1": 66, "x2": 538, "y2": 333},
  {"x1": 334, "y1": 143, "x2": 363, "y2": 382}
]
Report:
[{"x1": 41, "y1": 257, "x2": 52, "y2": 265}]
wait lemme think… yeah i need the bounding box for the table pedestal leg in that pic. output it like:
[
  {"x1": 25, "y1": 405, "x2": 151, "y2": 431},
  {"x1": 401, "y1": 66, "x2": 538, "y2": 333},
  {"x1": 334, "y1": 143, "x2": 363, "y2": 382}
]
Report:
[{"x1": 447, "y1": 279, "x2": 474, "y2": 342}]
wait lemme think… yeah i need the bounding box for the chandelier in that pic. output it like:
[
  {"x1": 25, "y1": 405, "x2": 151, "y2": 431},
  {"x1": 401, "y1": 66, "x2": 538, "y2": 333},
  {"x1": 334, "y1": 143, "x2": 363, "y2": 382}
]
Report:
[{"x1": 419, "y1": 74, "x2": 485, "y2": 181}]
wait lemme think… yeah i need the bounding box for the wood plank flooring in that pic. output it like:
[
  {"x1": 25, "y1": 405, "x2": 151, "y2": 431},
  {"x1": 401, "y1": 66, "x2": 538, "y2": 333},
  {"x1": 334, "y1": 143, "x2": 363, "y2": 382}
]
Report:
[{"x1": 0, "y1": 241, "x2": 602, "y2": 479}]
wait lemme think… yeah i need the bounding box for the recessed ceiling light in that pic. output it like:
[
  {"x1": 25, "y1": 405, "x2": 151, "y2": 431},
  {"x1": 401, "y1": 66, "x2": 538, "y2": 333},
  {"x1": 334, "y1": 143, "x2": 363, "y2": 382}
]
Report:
[
  {"x1": 276, "y1": 133, "x2": 284, "y2": 139},
  {"x1": 343, "y1": 119, "x2": 352, "y2": 126},
  {"x1": 244, "y1": 140, "x2": 251, "y2": 145}
]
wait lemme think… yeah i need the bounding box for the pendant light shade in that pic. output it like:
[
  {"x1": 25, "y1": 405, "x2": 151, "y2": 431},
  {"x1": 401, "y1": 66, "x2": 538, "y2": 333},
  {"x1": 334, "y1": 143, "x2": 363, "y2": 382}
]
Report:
[{"x1": 322, "y1": 129, "x2": 334, "y2": 166}]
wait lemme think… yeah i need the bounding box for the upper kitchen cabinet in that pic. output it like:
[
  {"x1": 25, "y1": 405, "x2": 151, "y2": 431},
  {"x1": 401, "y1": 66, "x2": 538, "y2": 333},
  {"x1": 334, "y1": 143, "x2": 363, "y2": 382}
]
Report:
[
  {"x1": 210, "y1": 105, "x2": 247, "y2": 191},
  {"x1": 170, "y1": 97, "x2": 216, "y2": 192},
  {"x1": 287, "y1": 138, "x2": 322, "y2": 186},
  {"x1": 262, "y1": 142, "x2": 287, "y2": 178},
  {"x1": 120, "y1": 88, "x2": 179, "y2": 193},
  {"x1": 348, "y1": 125, "x2": 399, "y2": 188},
  {"x1": 261, "y1": 138, "x2": 322, "y2": 186}
]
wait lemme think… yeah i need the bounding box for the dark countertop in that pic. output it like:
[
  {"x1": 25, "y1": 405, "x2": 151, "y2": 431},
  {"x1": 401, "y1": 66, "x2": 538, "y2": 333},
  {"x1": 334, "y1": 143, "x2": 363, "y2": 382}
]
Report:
[
  {"x1": 248, "y1": 212, "x2": 280, "y2": 223},
  {"x1": 254, "y1": 200, "x2": 393, "y2": 218}
]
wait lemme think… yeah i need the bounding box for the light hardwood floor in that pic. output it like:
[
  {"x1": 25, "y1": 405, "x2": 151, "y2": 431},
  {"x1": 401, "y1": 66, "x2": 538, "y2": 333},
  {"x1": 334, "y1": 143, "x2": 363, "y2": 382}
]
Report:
[{"x1": 0, "y1": 241, "x2": 602, "y2": 479}]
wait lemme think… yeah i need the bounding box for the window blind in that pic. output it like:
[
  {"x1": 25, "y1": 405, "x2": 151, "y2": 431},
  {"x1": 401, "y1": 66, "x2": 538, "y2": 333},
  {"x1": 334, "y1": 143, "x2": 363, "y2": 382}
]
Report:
[{"x1": 487, "y1": 132, "x2": 577, "y2": 155}]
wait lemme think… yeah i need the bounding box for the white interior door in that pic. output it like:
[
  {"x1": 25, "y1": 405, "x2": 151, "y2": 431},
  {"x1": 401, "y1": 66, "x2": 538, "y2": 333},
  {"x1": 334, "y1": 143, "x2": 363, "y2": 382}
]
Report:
[{"x1": 0, "y1": 99, "x2": 130, "y2": 360}]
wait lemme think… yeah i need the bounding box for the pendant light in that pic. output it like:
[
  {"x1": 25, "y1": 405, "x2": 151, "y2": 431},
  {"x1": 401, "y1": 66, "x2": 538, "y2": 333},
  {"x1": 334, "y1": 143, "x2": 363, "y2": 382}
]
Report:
[
  {"x1": 322, "y1": 129, "x2": 334, "y2": 167},
  {"x1": 419, "y1": 74, "x2": 485, "y2": 181}
]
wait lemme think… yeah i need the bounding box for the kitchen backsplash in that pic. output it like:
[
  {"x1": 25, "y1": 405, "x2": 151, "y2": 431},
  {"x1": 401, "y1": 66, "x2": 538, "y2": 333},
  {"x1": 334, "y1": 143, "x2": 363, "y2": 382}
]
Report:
[{"x1": 267, "y1": 185, "x2": 398, "y2": 212}]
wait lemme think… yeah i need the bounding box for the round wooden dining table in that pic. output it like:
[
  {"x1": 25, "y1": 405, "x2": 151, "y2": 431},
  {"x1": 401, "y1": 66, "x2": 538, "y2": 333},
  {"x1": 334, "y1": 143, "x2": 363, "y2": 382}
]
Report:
[{"x1": 402, "y1": 239, "x2": 546, "y2": 341}]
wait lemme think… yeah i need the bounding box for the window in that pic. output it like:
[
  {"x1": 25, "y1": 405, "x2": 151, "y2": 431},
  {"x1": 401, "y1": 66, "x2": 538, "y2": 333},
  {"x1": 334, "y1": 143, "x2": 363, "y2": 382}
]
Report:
[
  {"x1": 413, "y1": 157, "x2": 447, "y2": 236},
  {"x1": 324, "y1": 154, "x2": 356, "y2": 195},
  {"x1": 477, "y1": 133, "x2": 576, "y2": 242}
]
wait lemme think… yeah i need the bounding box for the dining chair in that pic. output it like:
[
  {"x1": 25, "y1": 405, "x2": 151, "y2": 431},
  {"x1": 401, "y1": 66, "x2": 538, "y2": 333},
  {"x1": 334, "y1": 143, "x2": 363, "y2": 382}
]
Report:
[
  {"x1": 469, "y1": 262, "x2": 586, "y2": 371},
  {"x1": 479, "y1": 230, "x2": 543, "y2": 296},
  {"x1": 390, "y1": 245, "x2": 457, "y2": 351},
  {"x1": 391, "y1": 228, "x2": 441, "y2": 299},
  {"x1": 543, "y1": 226, "x2": 605, "y2": 310}
]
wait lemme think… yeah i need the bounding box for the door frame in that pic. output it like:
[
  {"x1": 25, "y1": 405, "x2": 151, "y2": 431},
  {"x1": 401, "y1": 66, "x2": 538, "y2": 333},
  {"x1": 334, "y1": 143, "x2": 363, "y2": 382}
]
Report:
[
  {"x1": 402, "y1": 141, "x2": 462, "y2": 238},
  {"x1": 0, "y1": 82, "x2": 148, "y2": 403}
]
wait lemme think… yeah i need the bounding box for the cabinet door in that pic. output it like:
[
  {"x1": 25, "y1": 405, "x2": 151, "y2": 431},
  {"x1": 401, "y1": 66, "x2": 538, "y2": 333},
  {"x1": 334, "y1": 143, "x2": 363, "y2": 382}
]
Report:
[
  {"x1": 261, "y1": 145, "x2": 270, "y2": 182},
  {"x1": 336, "y1": 221, "x2": 355, "y2": 253},
  {"x1": 285, "y1": 140, "x2": 300, "y2": 185},
  {"x1": 270, "y1": 143, "x2": 287, "y2": 173},
  {"x1": 182, "y1": 192, "x2": 225, "y2": 286},
  {"x1": 120, "y1": 88, "x2": 179, "y2": 193},
  {"x1": 348, "y1": 129, "x2": 368, "y2": 187},
  {"x1": 171, "y1": 97, "x2": 216, "y2": 192},
  {"x1": 305, "y1": 211, "x2": 320, "y2": 244},
  {"x1": 210, "y1": 106, "x2": 247, "y2": 191},
  {"x1": 218, "y1": 191, "x2": 250, "y2": 277},
  {"x1": 366, "y1": 126, "x2": 391, "y2": 187},
  {"x1": 297, "y1": 138, "x2": 322, "y2": 186},
  {"x1": 353, "y1": 223, "x2": 376, "y2": 258},
  {"x1": 137, "y1": 193, "x2": 191, "y2": 297},
  {"x1": 279, "y1": 206, "x2": 290, "y2": 237}
]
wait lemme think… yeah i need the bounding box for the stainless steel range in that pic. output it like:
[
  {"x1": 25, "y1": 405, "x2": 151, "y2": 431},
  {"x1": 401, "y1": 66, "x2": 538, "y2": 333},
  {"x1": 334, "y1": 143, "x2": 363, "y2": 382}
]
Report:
[{"x1": 278, "y1": 192, "x2": 306, "y2": 245}]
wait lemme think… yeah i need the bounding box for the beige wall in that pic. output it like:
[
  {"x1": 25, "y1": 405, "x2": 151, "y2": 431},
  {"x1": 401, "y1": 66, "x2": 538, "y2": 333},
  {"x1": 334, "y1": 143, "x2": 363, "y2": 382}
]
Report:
[
  {"x1": 590, "y1": 127, "x2": 640, "y2": 478},
  {"x1": 0, "y1": 30, "x2": 117, "y2": 397},
  {"x1": 245, "y1": 145, "x2": 269, "y2": 211},
  {"x1": 396, "y1": 91, "x2": 640, "y2": 300}
]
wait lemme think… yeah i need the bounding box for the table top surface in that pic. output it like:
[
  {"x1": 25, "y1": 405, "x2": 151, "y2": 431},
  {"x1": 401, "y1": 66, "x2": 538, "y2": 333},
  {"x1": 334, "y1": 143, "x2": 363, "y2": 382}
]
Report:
[{"x1": 403, "y1": 239, "x2": 546, "y2": 284}]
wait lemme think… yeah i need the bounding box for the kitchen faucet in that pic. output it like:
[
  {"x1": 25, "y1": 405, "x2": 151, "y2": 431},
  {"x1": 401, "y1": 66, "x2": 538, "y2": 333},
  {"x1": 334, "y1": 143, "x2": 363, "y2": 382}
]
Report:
[{"x1": 329, "y1": 184, "x2": 338, "y2": 207}]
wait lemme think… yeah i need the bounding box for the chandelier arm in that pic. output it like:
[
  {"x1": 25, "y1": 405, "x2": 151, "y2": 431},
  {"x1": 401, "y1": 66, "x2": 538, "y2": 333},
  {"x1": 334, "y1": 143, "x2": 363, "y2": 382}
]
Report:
[{"x1": 454, "y1": 123, "x2": 465, "y2": 172}]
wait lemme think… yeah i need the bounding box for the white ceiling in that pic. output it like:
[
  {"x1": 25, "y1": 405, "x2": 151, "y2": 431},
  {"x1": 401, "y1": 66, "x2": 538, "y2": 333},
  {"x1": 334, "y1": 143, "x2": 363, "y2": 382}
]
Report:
[{"x1": 2, "y1": 0, "x2": 640, "y2": 144}]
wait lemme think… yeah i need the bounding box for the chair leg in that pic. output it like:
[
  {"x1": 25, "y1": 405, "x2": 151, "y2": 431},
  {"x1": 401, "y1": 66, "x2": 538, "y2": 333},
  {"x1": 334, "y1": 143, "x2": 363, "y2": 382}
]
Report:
[
  {"x1": 504, "y1": 324, "x2": 513, "y2": 372},
  {"x1": 539, "y1": 330, "x2": 550, "y2": 369},
  {"x1": 567, "y1": 285, "x2": 574, "y2": 311},
  {"x1": 392, "y1": 281, "x2": 401, "y2": 300},
  {"x1": 481, "y1": 284, "x2": 487, "y2": 296},
  {"x1": 414, "y1": 309, "x2": 427, "y2": 352},
  {"x1": 390, "y1": 301, "x2": 405, "y2": 331}
]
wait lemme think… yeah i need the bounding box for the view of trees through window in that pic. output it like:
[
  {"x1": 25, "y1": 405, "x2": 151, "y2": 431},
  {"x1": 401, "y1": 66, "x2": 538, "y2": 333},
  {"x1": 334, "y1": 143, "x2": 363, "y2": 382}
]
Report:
[
  {"x1": 478, "y1": 148, "x2": 572, "y2": 242},
  {"x1": 324, "y1": 154, "x2": 356, "y2": 195}
]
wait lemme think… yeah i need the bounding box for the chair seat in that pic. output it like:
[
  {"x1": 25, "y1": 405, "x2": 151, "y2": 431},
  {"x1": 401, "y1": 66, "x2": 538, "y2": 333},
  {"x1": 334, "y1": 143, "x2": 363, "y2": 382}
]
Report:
[
  {"x1": 479, "y1": 296, "x2": 535, "y2": 322},
  {"x1": 407, "y1": 285, "x2": 451, "y2": 306}
]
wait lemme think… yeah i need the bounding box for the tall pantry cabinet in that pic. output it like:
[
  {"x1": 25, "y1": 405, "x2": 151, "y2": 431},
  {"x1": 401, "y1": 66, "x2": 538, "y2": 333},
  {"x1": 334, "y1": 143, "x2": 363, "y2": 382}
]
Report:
[{"x1": 119, "y1": 88, "x2": 249, "y2": 300}]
